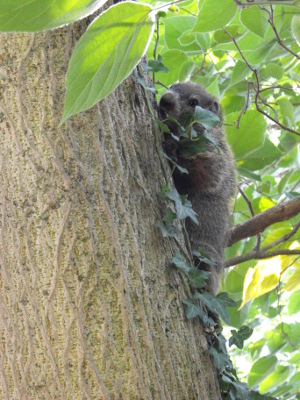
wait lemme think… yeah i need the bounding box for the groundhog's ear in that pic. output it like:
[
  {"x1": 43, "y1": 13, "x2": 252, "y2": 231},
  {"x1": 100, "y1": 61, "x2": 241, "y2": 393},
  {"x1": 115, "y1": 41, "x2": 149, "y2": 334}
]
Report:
[{"x1": 209, "y1": 100, "x2": 219, "y2": 115}]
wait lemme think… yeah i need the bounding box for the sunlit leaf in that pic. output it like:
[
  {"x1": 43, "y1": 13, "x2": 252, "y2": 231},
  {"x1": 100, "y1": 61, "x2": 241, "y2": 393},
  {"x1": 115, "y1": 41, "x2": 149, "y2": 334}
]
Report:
[
  {"x1": 240, "y1": 259, "x2": 282, "y2": 308},
  {"x1": 0, "y1": 0, "x2": 106, "y2": 32},
  {"x1": 240, "y1": 6, "x2": 269, "y2": 38},
  {"x1": 156, "y1": 50, "x2": 188, "y2": 86},
  {"x1": 226, "y1": 110, "x2": 267, "y2": 160},
  {"x1": 288, "y1": 291, "x2": 300, "y2": 315},
  {"x1": 262, "y1": 227, "x2": 292, "y2": 247},
  {"x1": 291, "y1": 15, "x2": 300, "y2": 45},
  {"x1": 62, "y1": 2, "x2": 154, "y2": 122},
  {"x1": 248, "y1": 356, "x2": 277, "y2": 388},
  {"x1": 164, "y1": 16, "x2": 200, "y2": 52},
  {"x1": 260, "y1": 365, "x2": 290, "y2": 394},
  {"x1": 284, "y1": 269, "x2": 300, "y2": 292},
  {"x1": 193, "y1": 0, "x2": 237, "y2": 33}
]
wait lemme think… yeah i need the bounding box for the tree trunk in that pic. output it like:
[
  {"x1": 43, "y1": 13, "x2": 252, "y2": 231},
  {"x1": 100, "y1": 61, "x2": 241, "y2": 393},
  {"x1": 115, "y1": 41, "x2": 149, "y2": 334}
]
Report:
[{"x1": 0, "y1": 22, "x2": 221, "y2": 400}]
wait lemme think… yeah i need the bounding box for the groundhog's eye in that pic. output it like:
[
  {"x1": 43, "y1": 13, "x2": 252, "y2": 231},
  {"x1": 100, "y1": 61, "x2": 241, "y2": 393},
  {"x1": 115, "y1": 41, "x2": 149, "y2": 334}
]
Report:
[{"x1": 189, "y1": 97, "x2": 198, "y2": 107}]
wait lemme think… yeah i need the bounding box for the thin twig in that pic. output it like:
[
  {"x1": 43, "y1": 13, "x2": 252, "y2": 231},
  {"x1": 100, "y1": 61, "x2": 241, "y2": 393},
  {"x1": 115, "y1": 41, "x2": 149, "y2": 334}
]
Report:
[{"x1": 222, "y1": 27, "x2": 300, "y2": 136}]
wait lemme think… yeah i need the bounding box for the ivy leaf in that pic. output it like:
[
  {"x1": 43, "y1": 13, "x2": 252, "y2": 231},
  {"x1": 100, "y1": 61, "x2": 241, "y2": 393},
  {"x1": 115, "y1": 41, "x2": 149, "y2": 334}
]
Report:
[
  {"x1": 216, "y1": 292, "x2": 237, "y2": 308},
  {"x1": 156, "y1": 120, "x2": 171, "y2": 134},
  {"x1": 161, "y1": 151, "x2": 189, "y2": 174},
  {"x1": 182, "y1": 299, "x2": 205, "y2": 319},
  {"x1": 208, "y1": 347, "x2": 232, "y2": 371},
  {"x1": 178, "y1": 113, "x2": 194, "y2": 129},
  {"x1": 62, "y1": 2, "x2": 154, "y2": 122},
  {"x1": 188, "y1": 268, "x2": 210, "y2": 289},
  {"x1": 157, "y1": 222, "x2": 180, "y2": 238},
  {"x1": 229, "y1": 326, "x2": 254, "y2": 349},
  {"x1": 170, "y1": 252, "x2": 191, "y2": 273},
  {"x1": 178, "y1": 137, "x2": 207, "y2": 158},
  {"x1": 0, "y1": 0, "x2": 106, "y2": 32},
  {"x1": 146, "y1": 56, "x2": 170, "y2": 73},
  {"x1": 194, "y1": 106, "x2": 220, "y2": 130},
  {"x1": 194, "y1": 292, "x2": 236, "y2": 324},
  {"x1": 165, "y1": 187, "x2": 199, "y2": 224},
  {"x1": 193, "y1": 248, "x2": 217, "y2": 266},
  {"x1": 163, "y1": 208, "x2": 177, "y2": 223}
]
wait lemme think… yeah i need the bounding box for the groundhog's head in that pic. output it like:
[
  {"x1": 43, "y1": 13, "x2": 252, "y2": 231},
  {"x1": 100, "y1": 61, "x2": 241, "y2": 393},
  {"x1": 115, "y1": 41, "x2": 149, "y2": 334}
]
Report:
[{"x1": 159, "y1": 82, "x2": 219, "y2": 121}]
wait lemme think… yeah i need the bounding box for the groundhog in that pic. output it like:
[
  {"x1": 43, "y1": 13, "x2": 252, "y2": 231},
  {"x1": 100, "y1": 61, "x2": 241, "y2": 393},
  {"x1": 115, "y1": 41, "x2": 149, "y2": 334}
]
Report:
[{"x1": 159, "y1": 82, "x2": 236, "y2": 293}]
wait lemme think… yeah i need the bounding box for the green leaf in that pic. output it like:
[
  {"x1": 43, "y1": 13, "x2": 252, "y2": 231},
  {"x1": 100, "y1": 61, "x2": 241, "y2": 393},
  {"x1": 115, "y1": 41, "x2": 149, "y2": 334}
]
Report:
[
  {"x1": 178, "y1": 137, "x2": 207, "y2": 158},
  {"x1": 170, "y1": 251, "x2": 191, "y2": 273},
  {"x1": 62, "y1": 2, "x2": 154, "y2": 122},
  {"x1": 226, "y1": 110, "x2": 267, "y2": 160},
  {"x1": 265, "y1": 329, "x2": 286, "y2": 354},
  {"x1": 214, "y1": 25, "x2": 244, "y2": 44},
  {"x1": 237, "y1": 167, "x2": 262, "y2": 181},
  {"x1": 240, "y1": 6, "x2": 269, "y2": 38},
  {"x1": 156, "y1": 50, "x2": 188, "y2": 86},
  {"x1": 164, "y1": 16, "x2": 201, "y2": 52},
  {"x1": 157, "y1": 222, "x2": 180, "y2": 238},
  {"x1": 248, "y1": 356, "x2": 278, "y2": 388},
  {"x1": 237, "y1": 138, "x2": 282, "y2": 172},
  {"x1": 193, "y1": 0, "x2": 237, "y2": 33},
  {"x1": 288, "y1": 291, "x2": 300, "y2": 315},
  {"x1": 182, "y1": 299, "x2": 204, "y2": 319},
  {"x1": 229, "y1": 325, "x2": 253, "y2": 349},
  {"x1": 208, "y1": 347, "x2": 232, "y2": 371},
  {"x1": 165, "y1": 187, "x2": 199, "y2": 224},
  {"x1": 146, "y1": 56, "x2": 170, "y2": 73},
  {"x1": 0, "y1": 0, "x2": 106, "y2": 32},
  {"x1": 263, "y1": 63, "x2": 284, "y2": 80},
  {"x1": 194, "y1": 106, "x2": 220, "y2": 129},
  {"x1": 231, "y1": 61, "x2": 251, "y2": 86},
  {"x1": 291, "y1": 15, "x2": 300, "y2": 45},
  {"x1": 241, "y1": 259, "x2": 281, "y2": 308},
  {"x1": 163, "y1": 208, "x2": 177, "y2": 223},
  {"x1": 278, "y1": 98, "x2": 294, "y2": 124},
  {"x1": 260, "y1": 365, "x2": 290, "y2": 394},
  {"x1": 188, "y1": 268, "x2": 210, "y2": 289},
  {"x1": 194, "y1": 292, "x2": 235, "y2": 324},
  {"x1": 284, "y1": 269, "x2": 300, "y2": 292}
]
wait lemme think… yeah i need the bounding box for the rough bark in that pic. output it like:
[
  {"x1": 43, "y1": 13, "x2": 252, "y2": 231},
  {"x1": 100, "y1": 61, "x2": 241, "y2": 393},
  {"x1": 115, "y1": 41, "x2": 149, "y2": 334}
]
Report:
[{"x1": 0, "y1": 22, "x2": 221, "y2": 400}]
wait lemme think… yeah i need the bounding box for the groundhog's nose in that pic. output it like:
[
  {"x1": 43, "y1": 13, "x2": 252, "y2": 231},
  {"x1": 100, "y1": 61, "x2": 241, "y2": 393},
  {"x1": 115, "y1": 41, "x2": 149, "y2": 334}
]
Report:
[{"x1": 159, "y1": 92, "x2": 176, "y2": 113}]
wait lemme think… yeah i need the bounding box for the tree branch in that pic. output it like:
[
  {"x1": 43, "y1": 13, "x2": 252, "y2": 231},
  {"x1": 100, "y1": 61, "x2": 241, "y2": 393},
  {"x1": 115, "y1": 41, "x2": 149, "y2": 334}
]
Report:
[
  {"x1": 227, "y1": 197, "x2": 300, "y2": 247},
  {"x1": 225, "y1": 249, "x2": 300, "y2": 268}
]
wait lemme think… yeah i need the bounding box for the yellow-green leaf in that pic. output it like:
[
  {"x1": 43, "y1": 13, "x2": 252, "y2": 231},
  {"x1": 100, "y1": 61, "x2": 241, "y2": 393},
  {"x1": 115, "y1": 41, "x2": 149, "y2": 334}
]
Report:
[
  {"x1": 240, "y1": 258, "x2": 282, "y2": 308},
  {"x1": 0, "y1": 0, "x2": 106, "y2": 32},
  {"x1": 62, "y1": 2, "x2": 154, "y2": 123}
]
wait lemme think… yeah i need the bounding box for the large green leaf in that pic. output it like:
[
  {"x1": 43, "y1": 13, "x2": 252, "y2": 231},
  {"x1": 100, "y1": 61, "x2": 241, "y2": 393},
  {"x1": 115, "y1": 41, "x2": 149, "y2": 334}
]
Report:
[
  {"x1": 240, "y1": 6, "x2": 269, "y2": 38},
  {"x1": 260, "y1": 365, "x2": 291, "y2": 394},
  {"x1": 237, "y1": 138, "x2": 282, "y2": 171},
  {"x1": 62, "y1": 2, "x2": 154, "y2": 123},
  {"x1": 0, "y1": 0, "x2": 106, "y2": 32},
  {"x1": 291, "y1": 14, "x2": 300, "y2": 45},
  {"x1": 156, "y1": 50, "x2": 188, "y2": 86},
  {"x1": 164, "y1": 16, "x2": 201, "y2": 52},
  {"x1": 225, "y1": 110, "x2": 267, "y2": 160},
  {"x1": 193, "y1": 0, "x2": 237, "y2": 33},
  {"x1": 248, "y1": 356, "x2": 278, "y2": 388}
]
